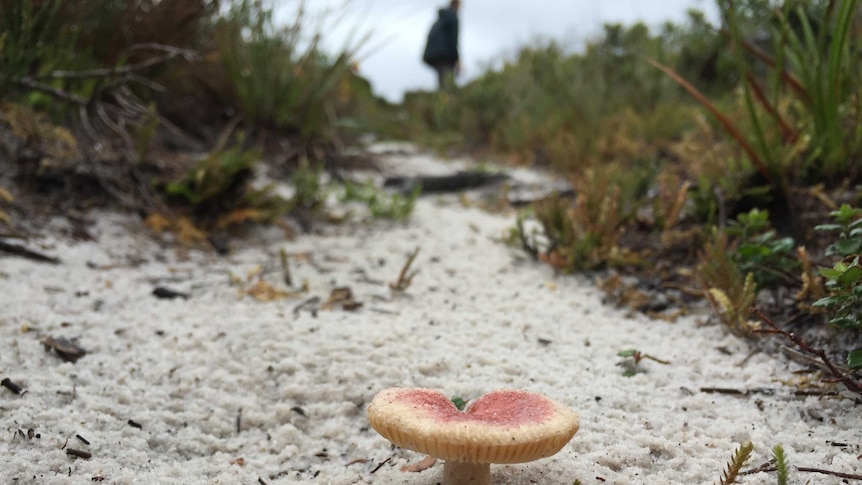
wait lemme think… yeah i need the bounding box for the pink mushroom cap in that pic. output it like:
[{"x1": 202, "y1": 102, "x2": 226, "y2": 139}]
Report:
[{"x1": 367, "y1": 387, "x2": 580, "y2": 465}]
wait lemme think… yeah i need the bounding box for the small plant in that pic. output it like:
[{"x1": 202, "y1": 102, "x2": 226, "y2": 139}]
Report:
[
  {"x1": 616, "y1": 349, "x2": 670, "y2": 377},
  {"x1": 812, "y1": 206, "x2": 862, "y2": 351},
  {"x1": 390, "y1": 247, "x2": 420, "y2": 293},
  {"x1": 339, "y1": 179, "x2": 420, "y2": 221},
  {"x1": 289, "y1": 158, "x2": 326, "y2": 214},
  {"x1": 524, "y1": 167, "x2": 633, "y2": 272},
  {"x1": 773, "y1": 444, "x2": 789, "y2": 485},
  {"x1": 698, "y1": 229, "x2": 759, "y2": 333},
  {"x1": 812, "y1": 258, "x2": 862, "y2": 331},
  {"x1": 815, "y1": 204, "x2": 862, "y2": 257},
  {"x1": 724, "y1": 209, "x2": 798, "y2": 288},
  {"x1": 166, "y1": 143, "x2": 260, "y2": 205},
  {"x1": 0, "y1": 187, "x2": 13, "y2": 224},
  {"x1": 718, "y1": 440, "x2": 753, "y2": 485},
  {"x1": 653, "y1": 172, "x2": 691, "y2": 232}
]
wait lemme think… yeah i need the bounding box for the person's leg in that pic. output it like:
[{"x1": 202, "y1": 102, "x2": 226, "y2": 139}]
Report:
[
  {"x1": 435, "y1": 63, "x2": 455, "y2": 92},
  {"x1": 435, "y1": 65, "x2": 447, "y2": 91}
]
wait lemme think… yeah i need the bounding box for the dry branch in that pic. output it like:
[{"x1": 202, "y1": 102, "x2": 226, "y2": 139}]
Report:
[{"x1": 751, "y1": 308, "x2": 862, "y2": 397}]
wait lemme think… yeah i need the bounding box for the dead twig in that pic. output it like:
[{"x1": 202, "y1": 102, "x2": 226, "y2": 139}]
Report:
[
  {"x1": 751, "y1": 307, "x2": 862, "y2": 397},
  {"x1": 279, "y1": 248, "x2": 293, "y2": 287},
  {"x1": 740, "y1": 459, "x2": 775, "y2": 475},
  {"x1": 795, "y1": 466, "x2": 862, "y2": 480},
  {"x1": 370, "y1": 457, "x2": 391, "y2": 474},
  {"x1": 0, "y1": 241, "x2": 61, "y2": 264},
  {"x1": 389, "y1": 247, "x2": 420, "y2": 292},
  {"x1": 33, "y1": 43, "x2": 197, "y2": 81}
]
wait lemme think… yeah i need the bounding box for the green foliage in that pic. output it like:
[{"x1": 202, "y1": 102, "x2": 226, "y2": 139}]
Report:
[
  {"x1": 405, "y1": 22, "x2": 701, "y2": 170},
  {"x1": 774, "y1": 0, "x2": 860, "y2": 176},
  {"x1": 616, "y1": 349, "x2": 670, "y2": 377},
  {"x1": 718, "y1": 440, "x2": 753, "y2": 485},
  {"x1": 166, "y1": 143, "x2": 261, "y2": 205},
  {"x1": 339, "y1": 180, "x2": 420, "y2": 221},
  {"x1": 698, "y1": 229, "x2": 759, "y2": 333},
  {"x1": 683, "y1": 0, "x2": 862, "y2": 185},
  {"x1": 724, "y1": 209, "x2": 798, "y2": 287},
  {"x1": 289, "y1": 158, "x2": 326, "y2": 213},
  {"x1": 813, "y1": 258, "x2": 862, "y2": 330},
  {"x1": 214, "y1": 0, "x2": 363, "y2": 139},
  {"x1": 0, "y1": 0, "x2": 65, "y2": 95},
  {"x1": 815, "y1": 204, "x2": 862, "y2": 257},
  {"x1": 812, "y1": 205, "x2": 862, "y2": 334},
  {"x1": 773, "y1": 444, "x2": 789, "y2": 485},
  {"x1": 520, "y1": 166, "x2": 636, "y2": 272},
  {"x1": 450, "y1": 397, "x2": 467, "y2": 411},
  {"x1": 132, "y1": 103, "x2": 160, "y2": 164}
]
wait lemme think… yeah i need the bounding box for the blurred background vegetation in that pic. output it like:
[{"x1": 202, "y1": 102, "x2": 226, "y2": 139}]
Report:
[{"x1": 1, "y1": 0, "x2": 862, "y2": 369}]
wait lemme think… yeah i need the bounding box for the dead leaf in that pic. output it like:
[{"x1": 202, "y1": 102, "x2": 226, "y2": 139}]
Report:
[
  {"x1": 43, "y1": 336, "x2": 87, "y2": 362},
  {"x1": 217, "y1": 209, "x2": 264, "y2": 228},
  {"x1": 400, "y1": 455, "x2": 436, "y2": 473},
  {"x1": 174, "y1": 217, "x2": 208, "y2": 246},
  {"x1": 538, "y1": 250, "x2": 568, "y2": 269},
  {"x1": 245, "y1": 279, "x2": 298, "y2": 302},
  {"x1": 321, "y1": 287, "x2": 362, "y2": 311},
  {"x1": 144, "y1": 213, "x2": 172, "y2": 234}
]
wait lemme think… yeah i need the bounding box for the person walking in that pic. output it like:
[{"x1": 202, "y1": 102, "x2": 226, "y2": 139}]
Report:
[{"x1": 422, "y1": 0, "x2": 461, "y2": 92}]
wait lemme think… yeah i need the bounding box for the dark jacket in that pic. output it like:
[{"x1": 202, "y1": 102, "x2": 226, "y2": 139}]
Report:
[{"x1": 422, "y1": 7, "x2": 459, "y2": 66}]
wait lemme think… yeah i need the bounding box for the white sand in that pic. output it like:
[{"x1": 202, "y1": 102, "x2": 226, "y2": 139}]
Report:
[{"x1": 1, "y1": 146, "x2": 860, "y2": 485}]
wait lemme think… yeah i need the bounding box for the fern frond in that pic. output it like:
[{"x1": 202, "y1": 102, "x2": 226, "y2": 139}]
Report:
[
  {"x1": 719, "y1": 440, "x2": 754, "y2": 485},
  {"x1": 773, "y1": 445, "x2": 789, "y2": 485}
]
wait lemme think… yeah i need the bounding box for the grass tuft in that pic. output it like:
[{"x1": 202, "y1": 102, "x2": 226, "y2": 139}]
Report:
[{"x1": 718, "y1": 440, "x2": 754, "y2": 485}]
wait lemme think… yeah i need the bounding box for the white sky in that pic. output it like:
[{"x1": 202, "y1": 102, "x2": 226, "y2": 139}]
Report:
[{"x1": 287, "y1": 0, "x2": 721, "y2": 102}]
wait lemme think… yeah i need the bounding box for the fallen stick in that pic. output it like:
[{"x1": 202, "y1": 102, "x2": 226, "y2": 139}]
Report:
[{"x1": 0, "y1": 241, "x2": 61, "y2": 264}]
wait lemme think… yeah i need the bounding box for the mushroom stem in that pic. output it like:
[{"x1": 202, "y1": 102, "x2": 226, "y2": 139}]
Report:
[{"x1": 442, "y1": 461, "x2": 491, "y2": 485}]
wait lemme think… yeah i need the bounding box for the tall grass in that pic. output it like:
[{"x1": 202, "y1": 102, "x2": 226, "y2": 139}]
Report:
[
  {"x1": 0, "y1": 0, "x2": 65, "y2": 96},
  {"x1": 212, "y1": 0, "x2": 367, "y2": 141},
  {"x1": 660, "y1": 0, "x2": 862, "y2": 188}
]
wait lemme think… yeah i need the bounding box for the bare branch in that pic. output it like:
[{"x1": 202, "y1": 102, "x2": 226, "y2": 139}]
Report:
[
  {"x1": 795, "y1": 466, "x2": 862, "y2": 480},
  {"x1": 15, "y1": 77, "x2": 87, "y2": 105},
  {"x1": 34, "y1": 43, "x2": 198, "y2": 81},
  {"x1": 751, "y1": 307, "x2": 862, "y2": 396}
]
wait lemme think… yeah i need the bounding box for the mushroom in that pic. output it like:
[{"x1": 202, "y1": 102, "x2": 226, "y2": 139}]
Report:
[{"x1": 367, "y1": 387, "x2": 579, "y2": 485}]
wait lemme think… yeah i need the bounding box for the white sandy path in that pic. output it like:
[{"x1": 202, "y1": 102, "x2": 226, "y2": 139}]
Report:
[{"x1": 1, "y1": 148, "x2": 860, "y2": 485}]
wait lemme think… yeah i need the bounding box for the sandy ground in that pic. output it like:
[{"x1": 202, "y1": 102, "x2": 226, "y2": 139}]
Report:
[{"x1": 1, "y1": 145, "x2": 860, "y2": 485}]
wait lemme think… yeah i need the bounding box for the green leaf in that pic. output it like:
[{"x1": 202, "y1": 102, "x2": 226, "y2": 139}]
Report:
[
  {"x1": 773, "y1": 444, "x2": 789, "y2": 485},
  {"x1": 815, "y1": 223, "x2": 842, "y2": 232},
  {"x1": 830, "y1": 316, "x2": 861, "y2": 329},
  {"x1": 837, "y1": 266, "x2": 862, "y2": 286},
  {"x1": 832, "y1": 204, "x2": 862, "y2": 223},
  {"x1": 771, "y1": 237, "x2": 795, "y2": 253},
  {"x1": 451, "y1": 397, "x2": 467, "y2": 411},
  {"x1": 820, "y1": 263, "x2": 847, "y2": 280},
  {"x1": 847, "y1": 349, "x2": 862, "y2": 369},
  {"x1": 812, "y1": 295, "x2": 849, "y2": 307},
  {"x1": 617, "y1": 349, "x2": 638, "y2": 358},
  {"x1": 828, "y1": 238, "x2": 861, "y2": 257}
]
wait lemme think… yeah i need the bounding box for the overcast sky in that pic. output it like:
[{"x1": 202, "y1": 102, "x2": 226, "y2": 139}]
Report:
[{"x1": 291, "y1": 0, "x2": 721, "y2": 102}]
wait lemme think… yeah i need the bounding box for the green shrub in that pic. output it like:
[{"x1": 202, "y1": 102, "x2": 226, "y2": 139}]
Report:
[
  {"x1": 812, "y1": 204, "x2": 862, "y2": 332},
  {"x1": 166, "y1": 142, "x2": 261, "y2": 205},
  {"x1": 339, "y1": 180, "x2": 420, "y2": 221},
  {"x1": 724, "y1": 208, "x2": 798, "y2": 287},
  {"x1": 213, "y1": 0, "x2": 364, "y2": 140}
]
